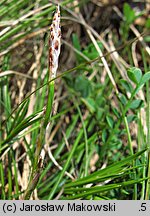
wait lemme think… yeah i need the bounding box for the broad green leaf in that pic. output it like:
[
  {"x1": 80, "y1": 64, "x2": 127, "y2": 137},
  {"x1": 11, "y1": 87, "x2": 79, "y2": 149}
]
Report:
[
  {"x1": 120, "y1": 79, "x2": 133, "y2": 93},
  {"x1": 118, "y1": 93, "x2": 128, "y2": 105},
  {"x1": 129, "y1": 99, "x2": 144, "y2": 109},
  {"x1": 74, "y1": 75, "x2": 92, "y2": 98},
  {"x1": 123, "y1": 3, "x2": 135, "y2": 24},
  {"x1": 82, "y1": 98, "x2": 96, "y2": 113},
  {"x1": 127, "y1": 115, "x2": 137, "y2": 123},
  {"x1": 146, "y1": 18, "x2": 150, "y2": 28},
  {"x1": 83, "y1": 41, "x2": 103, "y2": 60},
  {"x1": 95, "y1": 107, "x2": 104, "y2": 120},
  {"x1": 127, "y1": 67, "x2": 142, "y2": 84},
  {"x1": 112, "y1": 107, "x2": 120, "y2": 118},
  {"x1": 140, "y1": 72, "x2": 150, "y2": 86},
  {"x1": 144, "y1": 36, "x2": 150, "y2": 43}
]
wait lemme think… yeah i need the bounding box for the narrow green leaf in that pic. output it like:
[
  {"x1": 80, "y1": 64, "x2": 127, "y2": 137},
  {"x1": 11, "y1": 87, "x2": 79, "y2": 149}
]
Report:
[
  {"x1": 106, "y1": 116, "x2": 114, "y2": 128},
  {"x1": 65, "y1": 149, "x2": 146, "y2": 188},
  {"x1": 64, "y1": 178, "x2": 148, "y2": 199},
  {"x1": 72, "y1": 33, "x2": 82, "y2": 63},
  {"x1": 102, "y1": 129, "x2": 108, "y2": 143}
]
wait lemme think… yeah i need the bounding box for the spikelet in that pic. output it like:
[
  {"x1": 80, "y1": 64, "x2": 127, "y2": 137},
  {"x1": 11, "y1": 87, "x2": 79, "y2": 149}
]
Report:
[{"x1": 49, "y1": 5, "x2": 61, "y2": 79}]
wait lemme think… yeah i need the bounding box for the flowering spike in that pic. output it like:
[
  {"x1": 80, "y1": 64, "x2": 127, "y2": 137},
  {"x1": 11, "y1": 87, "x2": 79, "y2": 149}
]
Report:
[{"x1": 49, "y1": 5, "x2": 61, "y2": 79}]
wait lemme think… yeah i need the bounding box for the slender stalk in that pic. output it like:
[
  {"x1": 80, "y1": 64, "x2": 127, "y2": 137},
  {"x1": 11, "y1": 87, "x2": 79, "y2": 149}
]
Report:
[
  {"x1": 23, "y1": 158, "x2": 43, "y2": 200},
  {"x1": 124, "y1": 116, "x2": 137, "y2": 199},
  {"x1": 0, "y1": 162, "x2": 5, "y2": 199},
  {"x1": 74, "y1": 98, "x2": 88, "y2": 177},
  {"x1": 43, "y1": 82, "x2": 54, "y2": 128},
  {"x1": 145, "y1": 99, "x2": 150, "y2": 199},
  {"x1": 142, "y1": 50, "x2": 150, "y2": 200},
  {"x1": 124, "y1": 116, "x2": 133, "y2": 155}
]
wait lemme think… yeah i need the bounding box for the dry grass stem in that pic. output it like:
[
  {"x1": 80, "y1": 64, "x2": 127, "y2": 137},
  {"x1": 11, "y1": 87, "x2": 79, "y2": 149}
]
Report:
[{"x1": 86, "y1": 28, "x2": 119, "y2": 94}]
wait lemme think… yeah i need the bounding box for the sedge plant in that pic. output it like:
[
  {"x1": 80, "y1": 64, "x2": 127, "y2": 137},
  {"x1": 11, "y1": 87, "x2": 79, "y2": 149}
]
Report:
[{"x1": 23, "y1": 5, "x2": 61, "y2": 200}]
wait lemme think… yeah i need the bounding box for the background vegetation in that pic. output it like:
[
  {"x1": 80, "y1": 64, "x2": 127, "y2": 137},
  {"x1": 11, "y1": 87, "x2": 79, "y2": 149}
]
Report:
[{"x1": 0, "y1": 0, "x2": 150, "y2": 200}]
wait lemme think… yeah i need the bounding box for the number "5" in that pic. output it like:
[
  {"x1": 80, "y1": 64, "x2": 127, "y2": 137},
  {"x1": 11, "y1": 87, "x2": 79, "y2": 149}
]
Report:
[{"x1": 141, "y1": 203, "x2": 146, "y2": 211}]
